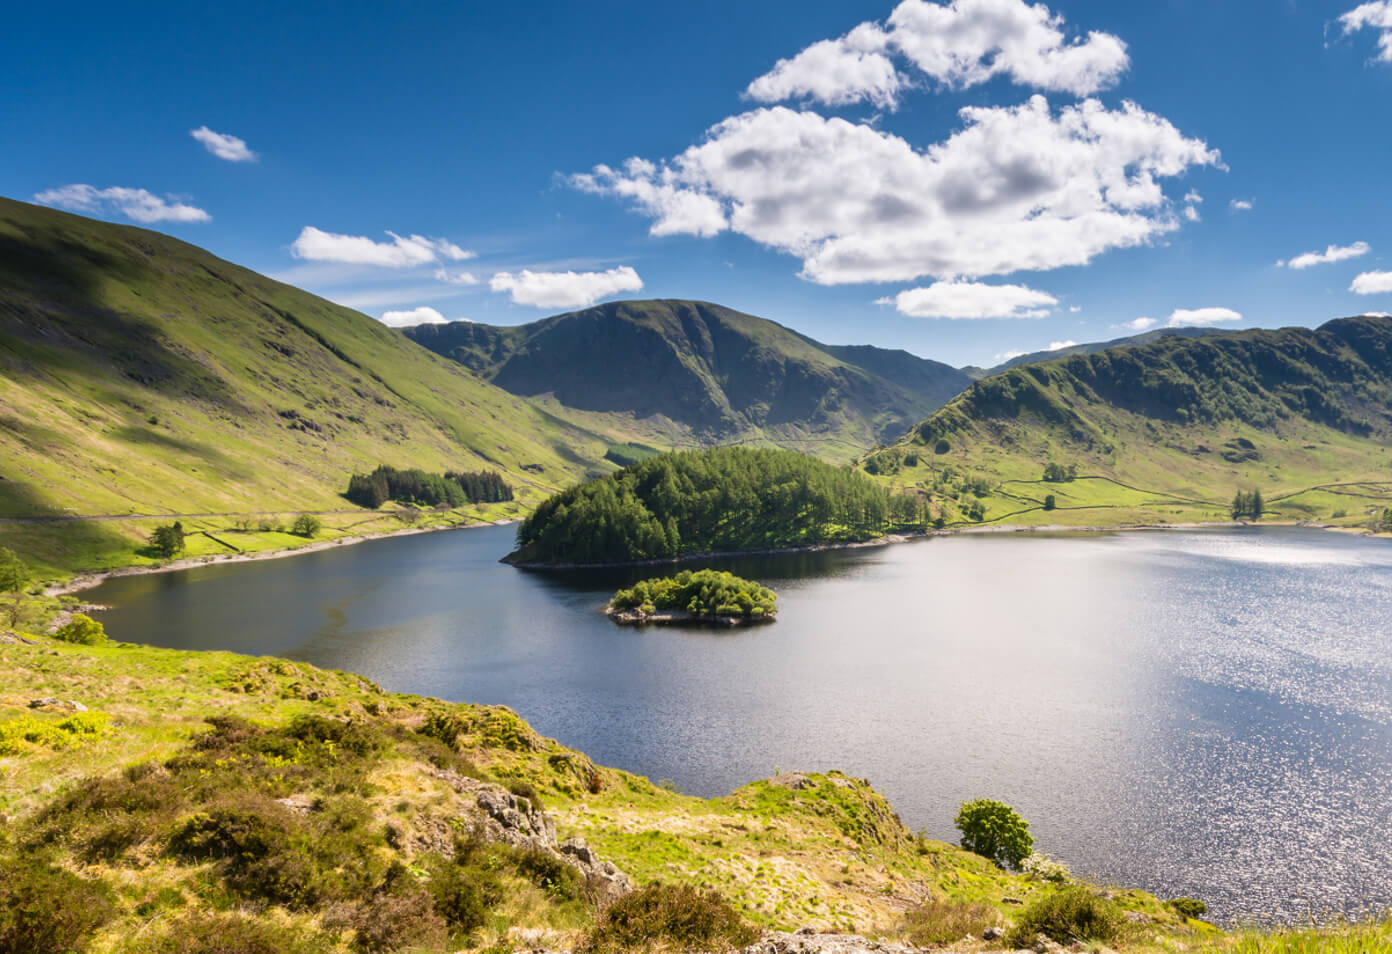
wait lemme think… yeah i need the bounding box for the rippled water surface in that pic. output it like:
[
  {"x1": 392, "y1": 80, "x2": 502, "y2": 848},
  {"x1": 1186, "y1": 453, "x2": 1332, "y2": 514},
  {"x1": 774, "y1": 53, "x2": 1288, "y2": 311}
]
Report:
[{"x1": 90, "y1": 525, "x2": 1392, "y2": 921}]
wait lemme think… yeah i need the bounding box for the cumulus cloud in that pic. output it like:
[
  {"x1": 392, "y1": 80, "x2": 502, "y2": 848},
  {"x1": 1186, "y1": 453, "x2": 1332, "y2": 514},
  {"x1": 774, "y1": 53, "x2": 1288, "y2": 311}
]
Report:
[
  {"x1": 1230, "y1": 198, "x2": 1253, "y2": 211},
  {"x1": 380, "y1": 306, "x2": 453, "y2": 327},
  {"x1": 887, "y1": 279, "x2": 1057, "y2": 318},
  {"x1": 746, "y1": 0, "x2": 1128, "y2": 109},
  {"x1": 1118, "y1": 316, "x2": 1158, "y2": 331},
  {"x1": 1279, "y1": 240, "x2": 1370, "y2": 269},
  {"x1": 190, "y1": 126, "x2": 257, "y2": 162},
  {"x1": 1339, "y1": 1, "x2": 1392, "y2": 63},
  {"x1": 1047, "y1": 339, "x2": 1078, "y2": 350},
  {"x1": 576, "y1": 97, "x2": 1218, "y2": 285},
  {"x1": 746, "y1": 23, "x2": 904, "y2": 109},
  {"x1": 489, "y1": 266, "x2": 644, "y2": 309},
  {"x1": 33, "y1": 184, "x2": 210, "y2": 223},
  {"x1": 1351, "y1": 270, "x2": 1392, "y2": 294},
  {"x1": 1167, "y1": 307, "x2": 1241, "y2": 327},
  {"x1": 291, "y1": 227, "x2": 473, "y2": 267}
]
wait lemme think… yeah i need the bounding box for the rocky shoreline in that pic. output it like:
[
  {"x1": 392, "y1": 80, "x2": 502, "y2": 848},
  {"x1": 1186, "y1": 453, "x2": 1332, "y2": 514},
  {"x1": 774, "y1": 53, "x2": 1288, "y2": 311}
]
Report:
[{"x1": 604, "y1": 605, "x2": 776, "y2": 627}]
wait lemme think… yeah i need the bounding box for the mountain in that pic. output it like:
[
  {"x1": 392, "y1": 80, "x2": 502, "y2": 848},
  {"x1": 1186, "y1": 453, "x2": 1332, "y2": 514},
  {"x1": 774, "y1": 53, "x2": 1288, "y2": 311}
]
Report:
[
  {"x1": 865, "y1": 317, "x2": 1392, "y2": 526},
  {"x1": 403, "y1": 300, "x2": 971, "y2": 458},
  {"x1": 0, "y1": 198, "x2": 612, "y2": 565},
  {"x1": 960, "y1": 327, "x2": 1221, "y2": 380}
]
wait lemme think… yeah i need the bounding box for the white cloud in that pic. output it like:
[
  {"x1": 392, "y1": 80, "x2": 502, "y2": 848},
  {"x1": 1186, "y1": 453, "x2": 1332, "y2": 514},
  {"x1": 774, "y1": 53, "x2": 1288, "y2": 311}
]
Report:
[
  {"x1": 32, "y1": 184, "x2": 210, "y2": 223},
  {"x1": 1230, "y1": 198, "x2": 1253, "y2": 211},
  {"x1": 1361, "y1": 311, "x2": 1392, "y2": 317},
  {"x1": 380, "y1": 306, "x2": 453, "y2": 327},
  {"x1": 489, "y1": 266, "x2": 644, "y2": 309},
  {"x1": 746, "y1": 23, "x2": 904, "y2": 109},
  {"x1": 1183, "y1": 190, "x2": 1203, "y2": 204},
  {"x1": 291, "y1": 227, "x2": 473, "y2": 267},
  {"x1": 1047, "y1": 339, "x2": 1078, "y2": 350},
  {"x1": 1068, "y1": 305, "x2": 1082, "y2": 312},
  {"x1": 434, "y1": 268, "x2": 480, "y2": 285},
  {"x1": 994, "y1": 349, "x2": 1029, "y2": 362},
  {"x1": 1183, "y1": 205, "x2": 1201, "y2": 222},
  {"x1": 190, "y1": 126, "x2": 257, "y2": 162},
  {"x1": 1351, "y1": 270, "x2": 1392, "y2": 294},
  {"x1": 1118, "y1": 316, "x2": 1158, "y2": 331},
  {"x1": 1280, "y1": 241, "x2": 1370, "y2": 269},
  {"x1": 576, "y1": 97, "x2": 1219, "y2": 285},
  {"x1": 748, "y1": 0, "x2": 1129, "y2": 110},
  {"x1": 1339, "y1": 1, "x2": 1392, "y2": 63},
  {"x1": 1167, "y1": 307, "x2": 1241, "y2": 327},
  {"x1": 889, "y1": 279, "x2": 1057, "y2": 318}
]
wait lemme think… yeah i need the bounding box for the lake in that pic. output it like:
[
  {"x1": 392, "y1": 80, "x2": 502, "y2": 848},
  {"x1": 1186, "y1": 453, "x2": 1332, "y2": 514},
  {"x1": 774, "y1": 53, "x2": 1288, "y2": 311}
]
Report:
[{"x1": 89, "y1": 524, "x2": 1392, "y2": 923}]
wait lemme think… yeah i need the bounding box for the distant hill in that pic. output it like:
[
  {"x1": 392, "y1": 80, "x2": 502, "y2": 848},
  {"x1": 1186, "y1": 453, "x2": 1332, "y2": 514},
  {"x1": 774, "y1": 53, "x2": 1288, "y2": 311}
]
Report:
[
  {"x1": 0, "y1": 198, "x2": 610, "y2": 555},
  {"x1": 403, "y1": 300, "x2": 971, "y2": 458},
  {"x1": 960, "y1": 327, "x2": 1221, "y2": 380},
  {"x1": 865, "y1": 317, "x2": 1392, "y2": 527}
]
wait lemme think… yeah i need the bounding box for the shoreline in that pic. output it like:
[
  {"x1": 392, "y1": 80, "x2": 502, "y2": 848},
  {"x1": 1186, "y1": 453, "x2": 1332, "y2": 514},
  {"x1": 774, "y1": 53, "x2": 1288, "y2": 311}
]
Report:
[
  {"x1": 503, "y1": 518, "x2": 1370, "y2": 571},
  {"x1": 45, "y1": 518, "x2": 519, "y2": 597}
]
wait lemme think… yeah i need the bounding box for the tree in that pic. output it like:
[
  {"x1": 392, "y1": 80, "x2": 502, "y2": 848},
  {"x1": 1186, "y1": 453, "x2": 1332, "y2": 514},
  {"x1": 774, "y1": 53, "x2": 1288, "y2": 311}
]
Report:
[
  {"x1": 1043, "y1": 494, "x2": 1057, "y2": 511},
  {"x1": 55, "y1": 613, "x2": 107, "y2": 645},
  {"x1": 1251, "y1": 489, "x2": 1264, "y2": 520},
  {"x1": 0, "y1": 547, "x2": 28, "y2": 626},
  {"x1": 955, "y1": 798, "x2": 1034, "y2": 869},
  {"x1": 149, "y1": 522, "x2": 185, "y2": 559},
  {"x1": 291, "y1": 514, "x2": 322, "y2": 538}
]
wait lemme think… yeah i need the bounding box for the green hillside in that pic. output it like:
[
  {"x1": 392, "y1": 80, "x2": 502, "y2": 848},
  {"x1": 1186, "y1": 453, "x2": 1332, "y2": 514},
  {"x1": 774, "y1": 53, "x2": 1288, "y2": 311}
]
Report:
[
  {"x1": 0, "y1": 198, "x2": 613, "y2": 574},
  {"x1": 865, "y1": 317, "x2": 1392, "y2": 528},
  {"x1": 403, "y1": 300, "x2": 970, "y2": 459},
  {"x1": 961, "y1": 327, "x2": 1221, "y2": 380}
]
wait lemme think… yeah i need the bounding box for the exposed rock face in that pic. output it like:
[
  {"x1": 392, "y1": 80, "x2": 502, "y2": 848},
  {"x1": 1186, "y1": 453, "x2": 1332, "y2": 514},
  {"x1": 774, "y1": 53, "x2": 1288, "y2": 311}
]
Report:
[
  {"x1": 432, "y1": 769, "x2": 632, "y2": 903},
  {"x1": 0, "y1": 630, "x2": 38, "y2": 645}
]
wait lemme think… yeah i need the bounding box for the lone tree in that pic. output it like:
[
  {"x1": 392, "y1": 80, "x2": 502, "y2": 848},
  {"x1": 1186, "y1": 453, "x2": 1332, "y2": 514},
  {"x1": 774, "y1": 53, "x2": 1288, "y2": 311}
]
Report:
[
  {"x1": 0, "y1": 547, "x2": 29, "y2": 626},
  {"x1": 291, "y1": 514, "x2": 322, "y2": 538},
  {"x1": 955, "y1": 797, "x2": 1034, "y2": 870},
  {"x1": 149, "y1": 521, "x2": 186, "y2": 559}
]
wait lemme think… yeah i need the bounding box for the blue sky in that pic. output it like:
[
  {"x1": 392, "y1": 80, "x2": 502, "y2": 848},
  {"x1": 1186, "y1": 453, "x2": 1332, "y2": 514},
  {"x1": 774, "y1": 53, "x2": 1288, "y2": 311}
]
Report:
[{"x1": 4, "y1": 0, "x2": 1391, "y2": 366}]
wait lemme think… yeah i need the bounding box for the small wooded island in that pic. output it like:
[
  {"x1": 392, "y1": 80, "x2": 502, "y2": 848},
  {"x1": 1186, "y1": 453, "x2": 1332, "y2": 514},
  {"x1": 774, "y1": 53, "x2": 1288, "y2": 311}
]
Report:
[{"x1": 606, "y1": 569, "x2": 777, "y2": 626}]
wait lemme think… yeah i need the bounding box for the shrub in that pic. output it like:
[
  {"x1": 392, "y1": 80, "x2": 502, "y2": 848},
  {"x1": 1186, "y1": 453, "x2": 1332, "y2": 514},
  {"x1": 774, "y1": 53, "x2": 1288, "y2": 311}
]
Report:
[
  {"x1": 1021, "y1": 851, "x2": 1072, "y2": 883},
  {"x1": 349, "y1": 874, "x2": 448, "y2": 954},
  {"x1": 122, "y1": 913, "x2": 334, "y2": 954},
  {"x1": 428, "y1": 861, "x2": 498, "y2": 935},
  {"x1": 292, "y1": 514, "x2": 322, "y2": 538},
  {"x1": 578, "y1": 882, "x2": 758, "y2": 954},
  {"x1": 0, "y1": 855, "x2": 116, "y2": 954},
  {"x1": 1168, "y1": 896, "x2": 1208, "y2": 919},
  {"x1": 54, "y1": 612, "x2": 107, "y2": 645},
  {"x1": 1043, "y1": 494, "x2": 1057, "y2": 511},
  {"x1": 902, "y1": 898, "x2": 997, "y2": 946},
  {"x1": 1004, "y1": 887, "x2": 1121, "y2": 947},
  {"x1": 167, "y1": 806, "x2": 325, "y2": 908},
  {"x1": 954, "y1": 797, "x2": 1033, "y2": 869},
  {"x1": 513, "y1": 846, "x2": 583, "y2": 901}
]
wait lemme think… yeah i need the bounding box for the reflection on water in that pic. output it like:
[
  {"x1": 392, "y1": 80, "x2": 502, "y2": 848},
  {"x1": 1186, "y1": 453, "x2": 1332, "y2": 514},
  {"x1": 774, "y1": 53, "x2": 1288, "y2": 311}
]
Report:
[{"x1": 90, "y1": 525, "x2": 1392, "y2": 922}]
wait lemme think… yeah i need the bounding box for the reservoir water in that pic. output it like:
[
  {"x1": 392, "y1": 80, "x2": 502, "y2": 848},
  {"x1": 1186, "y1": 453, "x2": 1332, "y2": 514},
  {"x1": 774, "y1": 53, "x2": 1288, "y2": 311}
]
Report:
[{"x1": 89, "y1": 525, "x2": 1392, "y2": 922}]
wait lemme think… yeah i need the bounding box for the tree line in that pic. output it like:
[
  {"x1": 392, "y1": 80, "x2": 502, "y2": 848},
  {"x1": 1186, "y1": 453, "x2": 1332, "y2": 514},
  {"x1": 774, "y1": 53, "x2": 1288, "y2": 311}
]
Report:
[
  {"x1": 1231, "y1": 489, "x2": 1264, "y2": 519},
  {"x1": 345, "y1": 465, "x2": 513, "y2": 509},
  {"x1": 511, "y1": 446, "x2": 922, "y2": 564}
]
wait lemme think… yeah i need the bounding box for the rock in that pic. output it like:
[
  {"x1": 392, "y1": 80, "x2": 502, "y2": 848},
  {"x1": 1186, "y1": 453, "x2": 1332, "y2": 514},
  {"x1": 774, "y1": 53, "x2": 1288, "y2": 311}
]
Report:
[
  {"x1": 772, "y1": 772, "x2": 816, "y2": 791},
  {"x1": 1002, "y1": 896, "x2": 1024, "y2": 905},
  {"x1": 0, "y1": 630, "x2": 38, "y2": 645},
  {"x1": 28, "y1": 697, "x2": 86, "y2": 712},
  {"x1": 983, "y1": 925, "x2": 1004, "y2": 940},
  {"x1": 796, "y1": 925, "x2": 818, "y2": 935},
  {"x1": 740, "y1": 931, "x2": 924, "y2": 953}
]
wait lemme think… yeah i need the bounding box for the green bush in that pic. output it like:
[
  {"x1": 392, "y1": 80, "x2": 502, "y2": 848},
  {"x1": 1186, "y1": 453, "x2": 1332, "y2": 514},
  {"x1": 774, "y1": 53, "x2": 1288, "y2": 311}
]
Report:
[
  {"x1": 54, "y1": 612, "x2": 107, "y2": 645},
  {"x1": 610, "y1": 569, "x2": 776, "y2": 619},
  {"x1": 1020, "y1": 851, "x2": 1071, "y2": 883},
  {"x1": 1004, "y1": 886, "x2": 1121, "y2": 947},
  {"x1": 513, "y1": 846, "x2": 583, "y2": 901},
  {"x1": 292, "y1": 514, "x2": 322, "y2": 538},
  {"x1": 149, "y1": 521, "x2": 186, "y2": 558},
  {"x1": 1168, "y1": 896, "x2": 1208, "y2": 919},
  {"x1": 428, "y1": 859, "x2": 499, "y2": 935},
  {"x1": 167, "y1": 806, "x2": 327, "y2": 908},
  {"x1": 0, "y1": 855, "x2": 116, "y2": 954},
  {"x1": 578, "y1": 882, "x2": 758, "y2": 954},
  {"x1": 901, "y1": 898, "x2": 997, "y2": 946},
  {"x1": 954, "y1": 797, "x2": 1033, "y2": 869}
]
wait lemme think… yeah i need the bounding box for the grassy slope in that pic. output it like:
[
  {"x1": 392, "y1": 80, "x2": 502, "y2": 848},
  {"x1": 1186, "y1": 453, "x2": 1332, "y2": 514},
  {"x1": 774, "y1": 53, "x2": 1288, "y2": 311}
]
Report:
[
  {"x1": 0, "y1": 198, "x2": 614, "y2": 575},
  {"x1": 865, "y1": 318, "x2": 1392, "y2": 529},
  {"x1": 5, "y1": 623, "x2": 1385, "y2": 952},
  {"x1": 404, "y1": 300, "x2": 971, "y2": 460}
]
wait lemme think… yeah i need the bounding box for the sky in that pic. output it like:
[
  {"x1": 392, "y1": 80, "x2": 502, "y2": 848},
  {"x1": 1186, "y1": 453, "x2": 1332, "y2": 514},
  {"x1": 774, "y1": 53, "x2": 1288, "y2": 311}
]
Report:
[{"x1": 4, "y1": 0, "x2": 1391, "y2": 367}]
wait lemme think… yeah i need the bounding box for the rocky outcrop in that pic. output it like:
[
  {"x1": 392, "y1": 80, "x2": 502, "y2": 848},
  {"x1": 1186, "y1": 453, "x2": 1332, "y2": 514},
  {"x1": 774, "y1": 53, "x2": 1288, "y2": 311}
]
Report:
[{"x1": 431, "y1": 768, "x2": 632, "y2": 903}]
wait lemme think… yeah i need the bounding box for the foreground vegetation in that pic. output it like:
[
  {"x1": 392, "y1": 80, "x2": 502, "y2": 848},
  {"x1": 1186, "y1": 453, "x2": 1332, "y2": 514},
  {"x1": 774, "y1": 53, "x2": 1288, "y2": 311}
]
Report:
[
  {"x1": 509, "y1": 446, "x2": 924, "y2": 565},
  {"x1": 2, "y1": 604, "x2": 1388, "y2": 952},
  {"x1": 608, "y1": 569, "x2": 777, "y2": 621}
]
